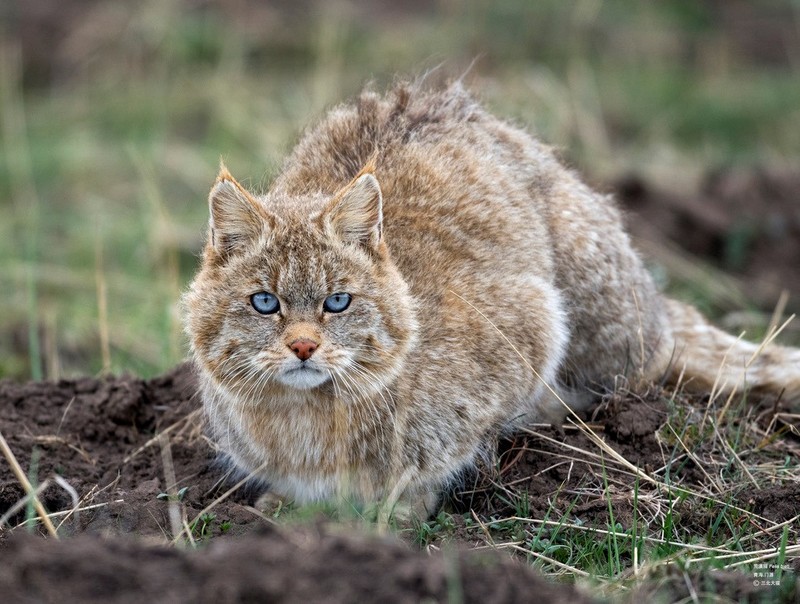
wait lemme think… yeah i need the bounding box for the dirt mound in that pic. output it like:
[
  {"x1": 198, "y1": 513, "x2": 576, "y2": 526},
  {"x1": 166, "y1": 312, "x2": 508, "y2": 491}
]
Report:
[
  {"x1": 1, "y1": 524, "x2": 595, "y2": 604},
  {"x1": 0, "y1": 364, "x2": 224, "y2": 540}
]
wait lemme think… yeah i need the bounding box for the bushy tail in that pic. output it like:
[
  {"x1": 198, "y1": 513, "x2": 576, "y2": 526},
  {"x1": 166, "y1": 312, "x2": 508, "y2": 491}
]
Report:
[{"x1": 663, "y1": 298, "x2": 800, "y2": 406}]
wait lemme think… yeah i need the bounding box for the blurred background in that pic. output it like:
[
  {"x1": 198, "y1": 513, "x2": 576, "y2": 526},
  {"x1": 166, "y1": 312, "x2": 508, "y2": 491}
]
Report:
[{"x1": 1, "y1": 0, "x2": 799, "y2": 380}]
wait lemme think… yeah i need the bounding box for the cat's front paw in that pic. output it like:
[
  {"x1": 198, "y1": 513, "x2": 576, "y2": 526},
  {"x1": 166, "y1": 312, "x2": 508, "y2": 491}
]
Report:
[
  {"x1": 381, "y1": 490, "x2": 441, "y2": 523},
  {"x1": 255, "y1": 490, "x2": 291, "y2": 515}
]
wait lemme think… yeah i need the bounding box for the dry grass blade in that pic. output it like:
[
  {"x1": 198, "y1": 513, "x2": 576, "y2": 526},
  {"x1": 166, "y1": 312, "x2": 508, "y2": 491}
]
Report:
[
  {"x1": 470, "y1": 508, "x2": 496, "y2": 546},
  {"x1": 507, "y1": 542, "x2": 592, "y2": 577},
  {"x1": 159, "y1": 432, "x2": 184, "y2": 542},
  {"x1": 240, "y1": 505, "x2": 279, "y2": 525},
  {"x1": 0, "y1": 429, "x2": 58, "y2": 538},
  {"x1": 717, "y1": 313, "x2": 796, "y2": 424},
  {"x1": 10, "y1": 499, "x2": 125, "y2": 532},
  {"x1": 471, "y1": 512, "x2": 589, "y2": 578},
  {"x1": 51, "y1": 475, "x2": 79, "y2": 523},
  {"x1": 95, "y1": 232, "x2": 112, "y2": 374},
  {"x1": 123, "y1": 408, "x2": 203, "y2": 464},
  {"x1": 22, "y1": 434, "x2": 93, "y2": 464},
  {"x1": 703, "y1": 331, "x2": 742, "y2": 414},
  {"x1": 53, "y1": 500, "x2": 124, "y2": 532},
  {"x1": 182, "y1": 518, "x2": 197, "y2": 548},
  {"x1": 723, "y1": 544, "x2": 800, "y2": 569},
  {"x1": 500, "y1": 515, "x2": 751, "y2": 556},
  {"x1": 766, "y1": 290, "x2": 790, "y2": 337}
]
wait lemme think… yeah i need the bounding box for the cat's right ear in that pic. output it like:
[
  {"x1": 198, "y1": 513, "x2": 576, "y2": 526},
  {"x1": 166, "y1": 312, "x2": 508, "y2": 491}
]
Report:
[{"x1": 207, "y1": 165, "x2": 268, "y2": 259}]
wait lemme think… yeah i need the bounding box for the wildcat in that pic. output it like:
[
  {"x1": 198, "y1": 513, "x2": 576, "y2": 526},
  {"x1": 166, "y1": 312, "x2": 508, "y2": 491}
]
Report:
[{"x1": 184, "y1": 81, "x2": 800, "y2": 514}]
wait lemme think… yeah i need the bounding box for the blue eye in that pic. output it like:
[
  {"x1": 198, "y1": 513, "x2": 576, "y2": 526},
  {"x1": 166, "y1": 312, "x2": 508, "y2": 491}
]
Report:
[
  {"x1": 251, "y1": 292, "x2": 280, "y2": 315},
  {"x1": 323, "y1": 292, "x2": 351, "y2": 313}
]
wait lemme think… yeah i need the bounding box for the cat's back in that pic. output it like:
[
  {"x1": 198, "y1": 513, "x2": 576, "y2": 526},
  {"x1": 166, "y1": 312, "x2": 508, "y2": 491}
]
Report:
[{"x1": 272, "y1": 83, "x2": 564, "y2": 285}]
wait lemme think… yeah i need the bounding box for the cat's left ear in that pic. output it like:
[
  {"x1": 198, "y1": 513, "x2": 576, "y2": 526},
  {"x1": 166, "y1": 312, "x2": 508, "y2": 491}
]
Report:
[{"x1": 325, "y1": 171, "x2": 383, "y2": 252}]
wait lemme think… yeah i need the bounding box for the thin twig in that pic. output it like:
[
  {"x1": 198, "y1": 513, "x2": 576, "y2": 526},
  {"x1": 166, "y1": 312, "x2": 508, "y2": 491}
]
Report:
[
  {"x1": 159, "y1": 432, "x2": 183, "y2": 543},
  {"x1": 0, "y1": 429, "x2": 58, "y2": 538}
]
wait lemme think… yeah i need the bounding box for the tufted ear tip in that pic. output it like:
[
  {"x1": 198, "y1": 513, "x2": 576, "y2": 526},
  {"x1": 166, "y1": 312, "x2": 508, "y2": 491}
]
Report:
[{"x1": 215, "y1": 159, "x2": 235, "y2": 185}]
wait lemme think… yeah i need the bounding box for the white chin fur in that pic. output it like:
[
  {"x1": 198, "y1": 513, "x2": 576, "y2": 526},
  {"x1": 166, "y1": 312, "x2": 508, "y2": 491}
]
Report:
[{"x1": 275, "y1": 367, "x2": 330, "y2": 389}]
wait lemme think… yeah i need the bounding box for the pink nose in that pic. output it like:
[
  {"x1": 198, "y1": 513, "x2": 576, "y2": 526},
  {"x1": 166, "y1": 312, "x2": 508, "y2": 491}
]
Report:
[{"x1": 289, "y1": 338, "x2": 318, "y2": 361}]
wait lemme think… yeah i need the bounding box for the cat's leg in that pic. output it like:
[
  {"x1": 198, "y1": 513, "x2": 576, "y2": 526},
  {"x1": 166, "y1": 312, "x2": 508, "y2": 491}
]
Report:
[
  {"x1": 484, "y1": 273, "x2": 573, "y2": 425},
  {"x1": 382, "y1": 489, "x2": 440, "y2": 522},
  {"x1": 532, "y1": 383, "x2": 597, "y2": 425},
  {"x1": 255, "y1": 490, "x2": 290, "y2": 513}
]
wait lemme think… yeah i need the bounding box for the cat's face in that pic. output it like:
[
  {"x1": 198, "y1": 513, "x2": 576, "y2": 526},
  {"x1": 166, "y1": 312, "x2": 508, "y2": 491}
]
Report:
[{"x1": 184, "y1": 166, "x2": 416, "y2": 405}]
